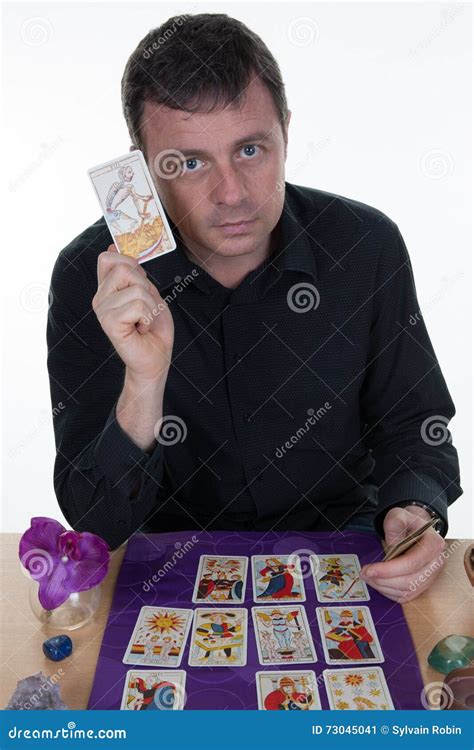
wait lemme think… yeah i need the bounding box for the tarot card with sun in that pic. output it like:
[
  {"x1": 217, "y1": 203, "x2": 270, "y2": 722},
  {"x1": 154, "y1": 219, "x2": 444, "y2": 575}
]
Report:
[
  {"x1": 323, "y1": 667, "x2": 394, "y2": 710},
  {"x1": 123, "y1": 606, "x2": 194, "y2": 668}
]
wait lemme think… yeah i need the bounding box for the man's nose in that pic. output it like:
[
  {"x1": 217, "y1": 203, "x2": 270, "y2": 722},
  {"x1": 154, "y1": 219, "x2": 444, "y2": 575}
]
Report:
[{"x1": 210, "y1": 163, "x2": 247, "y2": 207}]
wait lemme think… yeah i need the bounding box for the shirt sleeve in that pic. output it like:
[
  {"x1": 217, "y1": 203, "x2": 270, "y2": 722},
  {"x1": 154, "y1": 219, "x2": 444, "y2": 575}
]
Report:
[
  {"x1": 359, "y1": 219, "x2": 463, "y2": 538},
  {"x1": 46, "y1": 244, "x2": 164, "y2": 549}
]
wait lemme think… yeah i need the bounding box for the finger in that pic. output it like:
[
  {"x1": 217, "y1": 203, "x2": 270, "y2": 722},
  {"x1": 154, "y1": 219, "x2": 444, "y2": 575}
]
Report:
[
  {"x1": 368, "y1": 559, "x2": 445, "y2": 594},
  {"x1": 107, "y1": 243, "x2": 118, "y2": 254},
  {"x1": 98, "y1": 262, "x2": 149, "y2": 298},
  {"x1": 361, "y1": 528, "x2": 445, "y2": 580},
  {"x1": 383, "y1": 507, "x2": 411, "y2": 547},
  {"x1": 366, "y1": 581, "x2": 409, "y2": 601},
  {"x1": 97, "y1": 247, "x2": 144, "y2": 286},
  {"x1": 102, "y1": 298, "x2": 154, "y2": 330},
  {"x1": 102, "y1": 285, "x2": 160, "y2": 316}
]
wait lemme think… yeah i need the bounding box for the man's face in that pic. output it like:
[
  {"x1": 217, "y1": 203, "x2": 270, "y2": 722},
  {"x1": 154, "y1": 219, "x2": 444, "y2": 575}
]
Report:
[{"x1": 140, "y1": 76, "x2": 290, "y2": 260}]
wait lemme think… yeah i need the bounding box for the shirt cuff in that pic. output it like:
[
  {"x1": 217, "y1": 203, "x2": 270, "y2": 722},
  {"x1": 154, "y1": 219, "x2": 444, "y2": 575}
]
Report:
[
  {"x1": 373, "y1": 471, "x2": 449, "y2": 538},
  {"x1": 93, "y1": 402, "x2": 163, "y2": 494}
]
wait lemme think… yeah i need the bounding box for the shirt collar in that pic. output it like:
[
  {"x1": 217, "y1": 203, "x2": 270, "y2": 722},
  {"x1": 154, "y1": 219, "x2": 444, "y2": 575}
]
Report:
[{"x1": 145, "y1": 181, "x2": 318, "y2": 298}]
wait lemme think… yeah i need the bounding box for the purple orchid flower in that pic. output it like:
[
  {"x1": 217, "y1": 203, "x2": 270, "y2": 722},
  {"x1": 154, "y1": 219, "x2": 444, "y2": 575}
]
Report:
[{"x1": 19, "y1": 517, "x2": 110, "y2": 611}]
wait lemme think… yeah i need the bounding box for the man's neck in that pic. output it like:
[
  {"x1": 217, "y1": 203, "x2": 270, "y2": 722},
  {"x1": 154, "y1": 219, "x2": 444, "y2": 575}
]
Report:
[{"x1": 179, "y1": 226, "x2": 279, "y2": 290}]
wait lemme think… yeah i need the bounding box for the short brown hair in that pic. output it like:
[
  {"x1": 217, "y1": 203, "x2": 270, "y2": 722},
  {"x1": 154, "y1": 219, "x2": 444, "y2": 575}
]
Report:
[{"x1": 121, "y1": 13, "x2": 289, "y2": 153}]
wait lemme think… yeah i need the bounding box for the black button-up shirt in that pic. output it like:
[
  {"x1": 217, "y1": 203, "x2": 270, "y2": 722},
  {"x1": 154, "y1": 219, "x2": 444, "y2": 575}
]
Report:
[{"x1": 47, "y1": 182, "x2": 462, "y2": 549}]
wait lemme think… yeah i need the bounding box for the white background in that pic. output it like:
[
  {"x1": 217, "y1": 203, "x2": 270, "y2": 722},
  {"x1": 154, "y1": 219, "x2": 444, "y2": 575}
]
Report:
[{"x1": 2, "y1": 1, "x2": 472, "y2": 536}]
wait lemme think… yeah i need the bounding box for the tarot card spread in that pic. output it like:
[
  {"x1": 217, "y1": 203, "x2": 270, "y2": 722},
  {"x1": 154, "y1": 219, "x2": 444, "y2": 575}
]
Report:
[
  {"x1": 312, "y1": 554, "x2": 370, "y2": 602},
  {"x1": 123, "y1": 606, "x2": 193, "y2": 668},
  {"x1": 188, "y1": 608, "x2": 248, "y2": 667},
  {"x1": 192, "y1": 555, "x2": 248, "y2": 604},
  {"x1": 120, "y1": 670, "x2": 186, "y2": 710},
  {"x1": 256, "y1": 670, "x2": 321, "y2": 710},
  {"x1": 252, "y1": 605, "x2": 317, "y2": 666},
  {"x1": 317, "y1": 606, "x2": 384, "y2": 664},
  {"x1": 251, "y1": 555, "x2": 306, "y2": 603},
  {"x1": 324, "y1": 667, "x2": 394, "y2": 710}
]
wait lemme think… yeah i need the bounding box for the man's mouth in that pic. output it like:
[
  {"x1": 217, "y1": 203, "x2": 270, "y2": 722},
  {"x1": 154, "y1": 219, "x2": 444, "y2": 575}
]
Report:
[{"x1": 215, "y1": 219, "x2": 256, "y2": 234}]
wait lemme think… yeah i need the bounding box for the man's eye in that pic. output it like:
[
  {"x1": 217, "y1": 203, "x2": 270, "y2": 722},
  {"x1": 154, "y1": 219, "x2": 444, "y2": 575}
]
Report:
[
  {"x1": 241, "y1": 144, "x2": 261, "y2": 158},
  {"x1": 182, "y1": 158, "x2": 203, "y2": 173}
]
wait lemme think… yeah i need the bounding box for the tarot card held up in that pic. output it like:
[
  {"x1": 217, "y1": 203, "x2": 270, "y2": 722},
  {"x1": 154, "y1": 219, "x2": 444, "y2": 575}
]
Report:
[
  {"x1": 252, "y1": 605, "x2": 317, "y2": 666},
  {"x1": 251, "y1": 554, "x2": 306, "y2": 603},
  {"x1": 316, "y1": 606, "x2": 384, "y2": 664},
  {"x1": 120, "y1": 669, "x2": 186, "y2": 710},
  {"x1": 192, "y1": 554, "x2": 248, "y2": 604},
  {"x1": 123, "y1": 606, "x2": 193, "y2": 668},
  {"x1": 256, "y1": 670, "x2": 321, "y2": 711},
  {"x1": 188, "y1": 608, "x2": 247, "y2": 667},
  {"x1": 88, "y1": 150, "x2": 176, "y2": 263},
  {"x1": 311, "y1": 554, "x2": 370, "y2": 602},
  {"x1": 323, "y1": 667, "x2": 394, "y2": 710}
]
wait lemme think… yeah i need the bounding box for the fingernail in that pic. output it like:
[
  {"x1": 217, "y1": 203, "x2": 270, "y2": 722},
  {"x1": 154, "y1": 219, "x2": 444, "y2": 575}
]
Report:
[{"x1": 363, "y1": 567, "x2": 373, "y2": 578}]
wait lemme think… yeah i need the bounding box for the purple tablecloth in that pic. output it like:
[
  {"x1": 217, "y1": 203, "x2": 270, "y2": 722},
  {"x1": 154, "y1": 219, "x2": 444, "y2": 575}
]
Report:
[{"x1": 87, "y1": 530, "x2": 425, "y2": 710}]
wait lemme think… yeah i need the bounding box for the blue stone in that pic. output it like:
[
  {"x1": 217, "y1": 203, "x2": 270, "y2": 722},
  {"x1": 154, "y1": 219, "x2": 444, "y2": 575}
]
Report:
[{"x1": 42, "y1": 635, "x2": 73, "y2": 662}]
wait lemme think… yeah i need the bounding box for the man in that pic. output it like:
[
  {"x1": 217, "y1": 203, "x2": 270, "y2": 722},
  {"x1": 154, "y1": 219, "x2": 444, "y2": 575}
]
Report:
[{"x1": 47, "y1": 13, "x2": 462, "y2": 603}]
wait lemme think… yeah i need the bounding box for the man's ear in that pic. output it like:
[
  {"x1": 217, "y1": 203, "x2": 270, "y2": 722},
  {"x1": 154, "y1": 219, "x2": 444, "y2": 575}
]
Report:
[{"x1": 283, "y1": 110, "x2": 291, "y2": 159}]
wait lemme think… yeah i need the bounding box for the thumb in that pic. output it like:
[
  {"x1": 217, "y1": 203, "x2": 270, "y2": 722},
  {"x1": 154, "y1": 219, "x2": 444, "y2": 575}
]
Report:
[
  {"x1": 107, "y1": 243, "x2": 119, "y2": 253},
  {"x1": 383, "y1": 507, "x2": 410, "y2": 547}
]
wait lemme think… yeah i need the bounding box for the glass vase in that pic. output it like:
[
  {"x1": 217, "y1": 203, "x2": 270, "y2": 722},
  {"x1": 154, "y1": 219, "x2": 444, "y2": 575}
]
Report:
[{"x1": 28, "y1": 578, "x2": 101, "y2": 630}]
